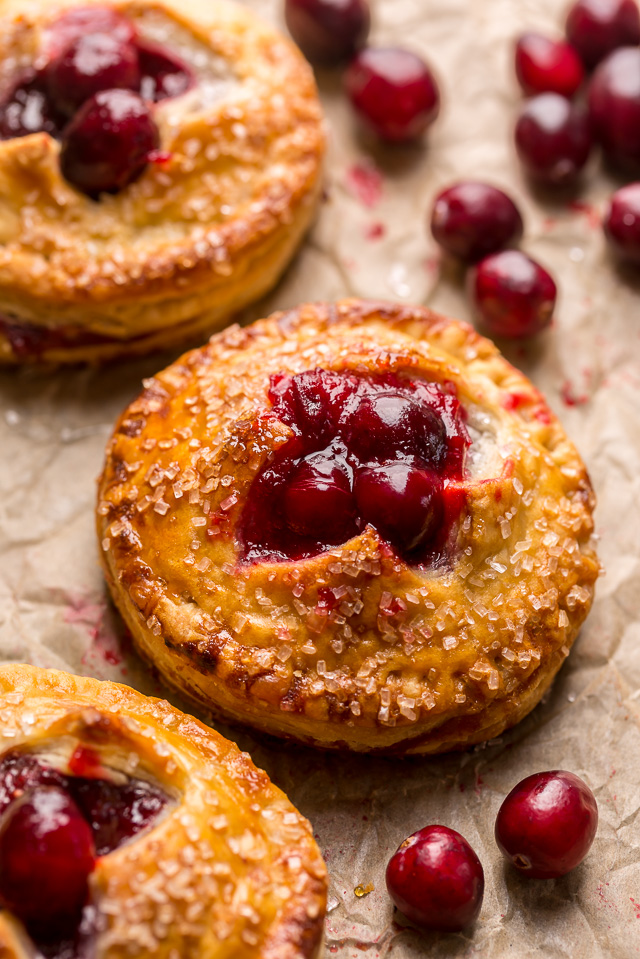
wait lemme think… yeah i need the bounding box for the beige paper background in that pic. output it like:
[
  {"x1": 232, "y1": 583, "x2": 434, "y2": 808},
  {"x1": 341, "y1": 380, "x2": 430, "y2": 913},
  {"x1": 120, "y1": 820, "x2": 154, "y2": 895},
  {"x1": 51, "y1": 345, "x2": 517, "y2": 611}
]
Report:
[{"x1": 2, "y1": 0, "x2": 640, "y2": 955}]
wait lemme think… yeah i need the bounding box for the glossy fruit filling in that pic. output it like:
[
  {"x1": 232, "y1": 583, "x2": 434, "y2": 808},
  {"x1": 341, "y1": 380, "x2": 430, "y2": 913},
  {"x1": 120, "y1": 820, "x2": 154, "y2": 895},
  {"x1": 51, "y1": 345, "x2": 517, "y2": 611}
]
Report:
[
  {"x1": 0, "y1": 5, "x2": 194, "y2": 195},
  {"x1": 0, "y1": 749, "x2": 169, "y2": 951},
  {"x1": 238, "y1": 370, "x2": 470, "y2": 565}
]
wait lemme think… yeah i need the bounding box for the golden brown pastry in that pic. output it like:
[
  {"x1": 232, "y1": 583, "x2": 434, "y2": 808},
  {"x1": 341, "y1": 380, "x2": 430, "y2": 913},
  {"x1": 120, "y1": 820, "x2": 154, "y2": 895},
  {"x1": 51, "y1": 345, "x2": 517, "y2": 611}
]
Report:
[
  {"x1": 97, "y1": 299, "x2": 600, "y2": 755},
  {"x1": 0, "y1": 664, "x2": 327, "y2": 958},
  {"x1": 0, "y1": 0, "x2": 324, "y2": 363}
]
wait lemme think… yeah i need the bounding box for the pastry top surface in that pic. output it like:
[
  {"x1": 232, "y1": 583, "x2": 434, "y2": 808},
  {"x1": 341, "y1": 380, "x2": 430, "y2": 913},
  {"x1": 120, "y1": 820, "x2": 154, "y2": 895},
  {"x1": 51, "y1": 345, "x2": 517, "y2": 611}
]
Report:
[
  {"x1": 97, "y1": 300, "x2": 599, "y2": 749},
  {"x1": 0, "y1": 0, "x2": 324, "y2": 332},
  {"x1": 0, "y1": 664, "x2": 327, "y2": 959}
]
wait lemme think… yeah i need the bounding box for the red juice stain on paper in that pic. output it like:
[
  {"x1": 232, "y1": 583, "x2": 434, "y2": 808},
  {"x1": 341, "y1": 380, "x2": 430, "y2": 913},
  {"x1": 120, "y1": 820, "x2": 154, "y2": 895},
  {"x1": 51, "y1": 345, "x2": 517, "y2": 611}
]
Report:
[
  {"x1": 345, "y1": 161, "x2": 383, "y2": 208},
  {"x1": 568, "y1": 199, "x2": 600, "y2": 229},
  {"x1": 630, "y1": 897, "x2": 640, "y2": 919},
  {"x1": 65, "y1": 593, "x2": 125, "y2": 673},
  {"x1": 365, "y1": 221, "x2": 386, "y2": 240}
]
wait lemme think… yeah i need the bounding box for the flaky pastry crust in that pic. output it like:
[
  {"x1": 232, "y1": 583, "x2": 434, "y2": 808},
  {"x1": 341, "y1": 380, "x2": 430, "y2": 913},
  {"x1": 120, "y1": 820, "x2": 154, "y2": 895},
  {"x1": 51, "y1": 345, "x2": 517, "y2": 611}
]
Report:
[
  {"x1": 0, "y1": 0, "x2": 325, "y2": 363},
  {"x1": 97, "y1": 300, "x2": 600, "y2": 754},
  {"x1": 0, "y1": 664, "x2": 327, "y2": 959}
]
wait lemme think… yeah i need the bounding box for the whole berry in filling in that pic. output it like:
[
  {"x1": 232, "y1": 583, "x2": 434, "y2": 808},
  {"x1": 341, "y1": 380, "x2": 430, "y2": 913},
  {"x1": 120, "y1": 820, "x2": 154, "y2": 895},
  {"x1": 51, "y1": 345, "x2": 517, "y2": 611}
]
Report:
[
  {"x1": 354, "y1": 461, "x2": 443, "y2": 552},
  {"x1": 345, "y1": 47, "x2": 440, "y2": 143},
  {"x1": 285, "y1": 0, "x2": 371, "y2": 65},
  {"x1": 515, "y1": 33, "x2": 585, "y2": 98},
  {"x1": 47, "y1": 33, "x2": 141, "y2": 118},
  {"x1": 60, "y1": 89, "x2": 159, "y2": 197},
  {"x1": 68, "y1": 776, "x2": 170, "y2": 857},
  {"x1": 495, "y1": 770, "x2": 598, "y2": 879},
  {"x1": 239, "y1": 370, "x2": 469, "y2": 564},
  {"x1": 281, "y1": 451, "x2": 357, "y2": 543},
  {"x1": 0, "y1": 787, "x2": 95, "y2": 933},
  {"x1": 470, "y1": 250, "x2": 557, "y2": 338},
  {"x1": 603, "y1": 182, "x2": 640, "y2": 262},
  {"x1": 385, "y1": 825, "x2": 484, "y2": 932},
  {"x1": 515, "y1": 93, "x2": 592, "y2": 186},
  {"x1": 566, "y1": 0, "x2": 640, "y2": 71},
  {"x1": 430, "y1": 181, "x2": 524, "y2": 264},
  {"x1": 588, "y1": 47, "x2": 640, "y2": 171}
]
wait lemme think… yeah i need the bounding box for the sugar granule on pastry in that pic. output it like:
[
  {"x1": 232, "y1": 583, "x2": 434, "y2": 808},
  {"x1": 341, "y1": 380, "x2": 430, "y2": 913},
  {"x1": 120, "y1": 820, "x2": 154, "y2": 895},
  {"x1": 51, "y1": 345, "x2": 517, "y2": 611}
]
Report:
[
  {"x1": 0, "y1": 664, "x2": 327, "y2": 959},
  {"x1": 0, "y1": 0, "x2": 325, "y2": 363},
  {"x1": 97, "y1": 299, "x2": 600, "y2": 755}
]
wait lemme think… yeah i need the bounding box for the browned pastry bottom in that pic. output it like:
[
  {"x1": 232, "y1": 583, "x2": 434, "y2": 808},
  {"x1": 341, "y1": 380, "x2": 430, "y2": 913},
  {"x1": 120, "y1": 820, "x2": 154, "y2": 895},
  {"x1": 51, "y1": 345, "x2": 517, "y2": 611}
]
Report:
[{"x1": 97, "y1": 299, "x2": 600, "y2": 754}]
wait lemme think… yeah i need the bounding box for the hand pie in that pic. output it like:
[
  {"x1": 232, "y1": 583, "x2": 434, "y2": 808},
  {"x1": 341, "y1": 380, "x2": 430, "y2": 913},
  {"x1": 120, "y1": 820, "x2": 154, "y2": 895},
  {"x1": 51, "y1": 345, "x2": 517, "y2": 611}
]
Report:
[
  {"x1": 0, "y1": 664, "x2": 327, "y2": 959},
  {"x1": 0, "y1": 0, "x2": 325, "y2": 363},
  {"x1": 97, "y1": 299, "x2": 600, "y2": 755}
]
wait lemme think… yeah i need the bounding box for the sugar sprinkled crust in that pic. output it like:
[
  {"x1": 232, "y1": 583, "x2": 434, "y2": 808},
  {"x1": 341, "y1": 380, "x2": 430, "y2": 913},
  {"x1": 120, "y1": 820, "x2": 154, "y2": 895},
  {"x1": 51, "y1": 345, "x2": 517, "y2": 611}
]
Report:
[
  {"x1": 97, "y1": 299, "x2": 600, "y2": 754},
  {"x1": 0, "y1": 0, "x2": 325, "y2": 363},
  {"x1": 0, "y1": 664, "x2": 327, "y2": 959}
]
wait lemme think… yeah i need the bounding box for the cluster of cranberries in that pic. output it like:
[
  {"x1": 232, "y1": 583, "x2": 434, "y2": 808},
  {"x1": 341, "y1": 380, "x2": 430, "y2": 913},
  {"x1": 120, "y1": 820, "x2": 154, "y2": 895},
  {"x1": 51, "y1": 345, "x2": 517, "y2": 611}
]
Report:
[
  {"x1": 239, "y1": 368, "x2": 469, "y2": 564},
  {"x1": 0, "y1": 5, "x2": 193, "y2": 197},
  {"x1": 0, "y1": 749, "x2": 167, "y2": 947},
  {"x1": 386, "y1": 770, "x2": 598, "y2": 934},
  {"x1": 429, "y1": 181, "x2": 557, "y2": 339},
  {"x1": 284, "y1": 0, "x2": 439, "y2": 144},
  {"x1": 514, "y1": 0, "x2": 640, "y2": 264}
]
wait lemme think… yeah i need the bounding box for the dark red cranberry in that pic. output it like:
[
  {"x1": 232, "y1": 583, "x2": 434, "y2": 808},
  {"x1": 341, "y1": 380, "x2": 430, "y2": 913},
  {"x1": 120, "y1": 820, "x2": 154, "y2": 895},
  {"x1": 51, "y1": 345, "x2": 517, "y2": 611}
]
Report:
[
  {"x1": 47, "y1": 34, "x2": 141, "y2": 117},
  {"x1": 285, "y1": 0, "x2": 370, "y2": 65},
  {"x1": 515, "y1": 93, "x2": 592, "y2": 186},
  {"x1": 430, "y1": 181, "x2": 524, "y2": 264},
  {"x1": 137, "y1": 40, "x2": 194, "y2": 102},
  {"x1": 495, "y1": 770, "x2": 598, "y2": 879},
  {"x1": 386, "y1": 825, "x2": 484, "y2": 933},
  {"x1": 603, "y1": 182, "x2": 640, "y2": 262},
  {"x1": 354, "y1": 462, "x2": 443, "y2": 552},
  {"x1": 0, "y1": 787, "x2": 95, "y2": 932},
  {"x1": 566, "y1": 0, "x2": 640, "y2": 70},
  {"x1": 588, "y1": 47, "x2": 640, "y2": 170},
  {"x1": 0, "y1": 72, "x2": 65, "y2": 140},
  {"x1": 46, "y1": 6, "x2": 137, "y2": 59},
  {"x1": 345, "y1": 47, "x2": 440, "y2": 143},
  {"x1": 69, "y1": 777, "x2": 168, "y2": 856},
  {"x1": 515, "y1": 33, "x2": 585, "y2": 97},
  {"x1": 342, "y1": 391, "x2": 446, "y2": 468},
  {"x1": 282, "y1": 454, "x2": 357, "y2": 542},
  {"x1": 60, "y1": 89, "x2": 159, "y2": 197},
  {"x1": 270, "y1": 369, "x2": 358, "y2": 442},
  {"x1": 470, "y1": 251, "x2": 556, "y2": 339}
]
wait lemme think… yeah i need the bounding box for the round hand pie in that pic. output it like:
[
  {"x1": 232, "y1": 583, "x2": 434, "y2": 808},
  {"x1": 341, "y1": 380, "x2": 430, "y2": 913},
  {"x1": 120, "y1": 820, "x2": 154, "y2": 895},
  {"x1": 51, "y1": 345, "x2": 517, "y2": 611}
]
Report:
[
  {"x1": 97, "y1": 299, "x2": 600, "y2": 755},
  {"x1": 0, "y1": 0, "x2": 325, "y2": 363},
  {"x1": 0, "y1": 664, "x2": 327, "y2": 959}
]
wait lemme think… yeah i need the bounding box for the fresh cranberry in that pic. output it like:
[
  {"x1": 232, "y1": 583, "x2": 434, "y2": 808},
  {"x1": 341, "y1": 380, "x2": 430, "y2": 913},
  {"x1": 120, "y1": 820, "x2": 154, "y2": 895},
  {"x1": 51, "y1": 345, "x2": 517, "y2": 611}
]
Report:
[
  {"x1": 285, "y1": 0, "x2": 370, "y2": 65},
  {"x1": 46, "y1": 6, "x2": 137, "y2": 59},
  {"x1": 588, "y1": 47, "x2": 640, "y2": 170},
  {"x1": 515, "y1": 33, "x2": 585, "y2": 97},
  {"x1": 282, "y1": 453, "x2": 357, "y2": 542},
  {"x1": 0, "y1": 72, "x2": 65, "y2": 140},
  {"x1": 137, "y1": 40, "x2": 194, "y2": 102},
  {"x1": 603, "y1": 182, "x2": 640, "y2": 262},
  {"x1": 430, "y1": 181, "x2": 523, "y2": 264},
  {"x1": 342, "y1": 390, "x2": 446, "y2": 467},
  {"x1": 60, "y1": 89, "x2": 159, "y2": 197},
  {"x1": 69, "y1": 777, "x2": 168, "y2": 856},
  {"x1": 386, "y1": 825, "x2": 484, "y2": 933},
  {"x1": 0, "y1": 787, "x2": 95, "y2": 932},
  {"x1": 495, "y1": 770, "x2": 598, "y2": 879},
  {"x1": 47, "y1": 34, "x2": 141, "y2": 118},
  {"x1": 566, "y1": 0, "x2": 640, "y2": 70},
  {"x1": 515, "y1": 93, "x2": 592, "y2": 186},
  {"x1": 470, "y1": 250, "x2": 556, "y2": 339},
  {"x1": 345, "y1": 47, "x2": 440, "y2": 143},
  {"x1": 354, "y1": 462, "x2": 443, "y2": 552}
]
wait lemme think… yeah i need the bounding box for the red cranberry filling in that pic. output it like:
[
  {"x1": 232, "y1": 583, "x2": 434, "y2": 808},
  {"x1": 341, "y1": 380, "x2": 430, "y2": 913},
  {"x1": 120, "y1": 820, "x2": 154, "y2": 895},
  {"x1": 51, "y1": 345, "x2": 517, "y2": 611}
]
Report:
[
  {"x1": 0, "y1": 750, "x2": 169, "y2": 949},
  {"x1": 238, "y1": 370, "x2": 470, "y2": 565},
  {"x1": 0, "y1": 5, "x2": 194, "y2": 196}
]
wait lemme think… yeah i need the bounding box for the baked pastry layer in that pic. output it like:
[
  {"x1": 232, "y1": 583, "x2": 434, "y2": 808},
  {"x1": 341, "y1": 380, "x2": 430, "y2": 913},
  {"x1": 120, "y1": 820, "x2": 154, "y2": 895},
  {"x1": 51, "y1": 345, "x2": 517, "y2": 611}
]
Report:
[
  {"x1": 0, "y1": 664, "x2": 327, "y2": 958},
  {"x1": 97, "y1": 299, "x2": 600, "y2": 754},
  {"x1": 0, "y1": 0, "x2": 325, "y2": 363}
]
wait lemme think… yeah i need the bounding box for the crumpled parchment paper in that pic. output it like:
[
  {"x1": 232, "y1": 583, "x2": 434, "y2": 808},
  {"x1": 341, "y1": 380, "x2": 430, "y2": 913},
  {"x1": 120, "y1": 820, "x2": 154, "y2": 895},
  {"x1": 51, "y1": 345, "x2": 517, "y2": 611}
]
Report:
[{"x1": 1, "y1": 1, "x2": 640, "y2": 956}]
